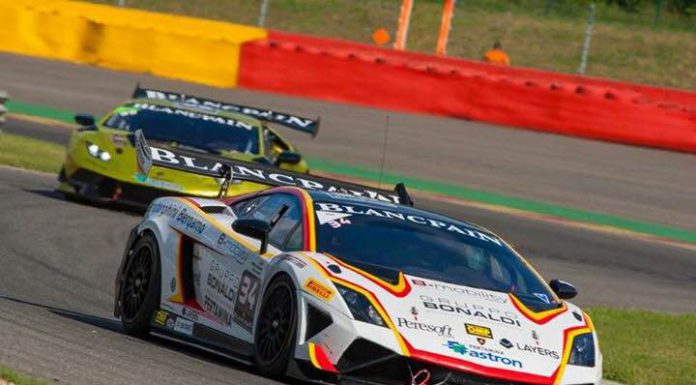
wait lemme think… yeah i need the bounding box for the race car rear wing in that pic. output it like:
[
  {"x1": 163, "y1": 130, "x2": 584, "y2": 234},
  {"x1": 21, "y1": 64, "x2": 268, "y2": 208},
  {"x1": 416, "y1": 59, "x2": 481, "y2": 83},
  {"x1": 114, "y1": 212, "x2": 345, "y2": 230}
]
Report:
[
  {"x1": 134, "y1": 130, "x2": 413, "y2": 206},
  {"x1": 132, "y1": 85, "x2": 319, "y2": 137}
]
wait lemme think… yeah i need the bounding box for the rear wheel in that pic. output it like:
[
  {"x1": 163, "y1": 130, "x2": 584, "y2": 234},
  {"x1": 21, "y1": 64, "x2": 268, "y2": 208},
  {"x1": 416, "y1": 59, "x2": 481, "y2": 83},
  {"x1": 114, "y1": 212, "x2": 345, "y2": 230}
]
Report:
[
  {"x1": 254, "y1": 275, "x2": 298, "y2": 378},
  {"x1": 119, "y1": 233, "x2": 160, "y2": 337}
]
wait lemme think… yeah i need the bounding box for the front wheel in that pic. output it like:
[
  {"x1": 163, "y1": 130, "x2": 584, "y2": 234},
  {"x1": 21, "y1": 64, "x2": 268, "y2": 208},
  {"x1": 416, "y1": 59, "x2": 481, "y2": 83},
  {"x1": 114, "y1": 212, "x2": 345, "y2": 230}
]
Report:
[
  {"x1": 254, "y1": 274, "x2": 298, "y2": 378},
  {"x1": 119, "y1": 233, "x2": 161, "y2": 337}
]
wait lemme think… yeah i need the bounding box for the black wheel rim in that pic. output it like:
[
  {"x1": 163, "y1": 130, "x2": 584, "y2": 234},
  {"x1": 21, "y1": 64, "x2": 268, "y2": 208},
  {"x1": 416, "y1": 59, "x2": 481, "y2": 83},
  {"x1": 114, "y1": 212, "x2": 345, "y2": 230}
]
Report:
[
  {"x1": 257, "y1": 283, "x2": 294, "y2": 364},
  {"x1": 121, "y1": 244, "x2": 153, "y2": 321}
]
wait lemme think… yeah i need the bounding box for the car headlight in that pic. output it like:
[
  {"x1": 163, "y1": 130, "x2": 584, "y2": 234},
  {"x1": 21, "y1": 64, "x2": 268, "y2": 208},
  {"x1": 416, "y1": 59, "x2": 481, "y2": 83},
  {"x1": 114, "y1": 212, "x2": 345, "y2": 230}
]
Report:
[
  {"x1": 568, "y1": 333, "x2": 595, "y2": 367},
  {"x1": 335, "y1": 284, "x2": 387, "y2": 328},
  {"x1": 85, "y1": 142, "x2": 112, "y2": 162}
]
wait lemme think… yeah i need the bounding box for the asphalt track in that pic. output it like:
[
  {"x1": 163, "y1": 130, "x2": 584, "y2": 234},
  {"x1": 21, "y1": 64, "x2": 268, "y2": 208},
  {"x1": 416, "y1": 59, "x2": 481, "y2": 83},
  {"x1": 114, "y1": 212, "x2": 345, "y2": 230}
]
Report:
[
  {"x1": 0, "y1": 165, "x2": 694, "y2": 384},
  {"x1": 1, "y1": 53, "x2": 695, "y2": 384},
  {"x1": 1, "y1": 53, "x2": 694, "y2": 232}
]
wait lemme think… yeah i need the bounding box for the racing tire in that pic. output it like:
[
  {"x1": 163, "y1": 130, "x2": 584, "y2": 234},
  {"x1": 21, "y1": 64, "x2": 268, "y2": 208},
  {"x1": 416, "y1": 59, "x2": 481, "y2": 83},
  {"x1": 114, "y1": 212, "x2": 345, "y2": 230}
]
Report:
[
  {"x1": 119, "y1": 233, "x2": 161, "y2": 337},
  {"x1": 254, "y1": 274, "x2": 298, "y2": 378}
]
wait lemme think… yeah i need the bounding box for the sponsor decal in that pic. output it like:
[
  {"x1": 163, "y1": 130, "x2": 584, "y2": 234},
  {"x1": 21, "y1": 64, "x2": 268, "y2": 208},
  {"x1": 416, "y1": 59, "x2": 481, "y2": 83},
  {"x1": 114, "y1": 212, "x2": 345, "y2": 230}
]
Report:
[
  {"x1": 139, "y1": 89, "x2": 317, "y2": 131},
  {"x1": 174, "y1": 317, "x2": 194, "y2": 336},
  {"x1": 500, "y1": 338, "x2": 513, "y2": 349},
  {"x1": 499, "y1": 338, "x2": 559, "y2": 359},
  {"x1": 203, "y1": 294, "x2": 233, "y2": 326},
  {"x1": 477, "y1": 338, "x2": 486, "y2": 345},
  {"x1": 154, "y1": 310, "x2": 169, "y2": 326},
  {"x1": 148, "y1": 201, "x2": 180, "y2": 219},
  {"x1": 465, "y1": 323, "x2": 493, "y2": 339},
  {"x1": 277, "y1": 254, "x2": 307, "y2": 269},
  {"x1": 411, "y1": 306, "x2": 419, "y2": 321},
  {"x1": 533, "y1": 293, "x2": 550, "y2": 304},
  {"x1": 207, "y1": 264, "x2": 237, "y2": 302},
  {"x1": 196, "y1": 250, "x2": 239, "y2": 327},
  {"x1": 215, "y1": 233, "x2": 250, "y2": 265},
  {"x1": 445, "y1": 341, "x2": 522, "y2": 368},
  {"x1": 421, "y1": 296, "x2": 520, "y2": 327},
  {"x1": 413, "y1": 281, "x2": 507, "y2": 303},
  {"x1": 170, "y1": 277, "x2": 177, "y2": 293},
  {"x1": 469, "y1": 343, "x2": 505, "y2": 356},
  {"x1": 193, "y1": 244, "x2": 248, "y2": 329},
  {"x1": 250, "y1": 260, "x2": 263, "y2": 276},
  {"x1": 134, "y1": 173, "x2": 184, "y2": 192},
  {"x1": 134, "y1": 129, "x2": 152, "y2": 176},
  {"x1": 175, "y1": 208, "x2": 206, "y2": 234},
  {"x1": 397, "y1": 317, "x2": 453, "y2": 337},
  {"x1": 304, "y1": 279, "x2": 335, "y2": 302},
  {"x1": 181, "y1": 307, "x2": 200, "y2": 322},
  {"x1": 134, "y1": 103, "x2": 256, "y2": 131},
  {"x1": 148, "y1": 149, "x2": 401, "y2": 204},
  {"x1": 316, "y1": 203, "x2": 502, "y2": 246},
  {"x1": 233, "y1": 270, "x2": 261, "y2": 332},
  {"x1": 532, "y1": 330, "x2": 540, "y2": 345},
  {"x1": 515, "y1": 343, "x2": 560, "y2": 359},
  {"x1": 111, "y1": 134, "x2": 127, "y2": 149},
  {"x1": 316, "y1": 211, "x2": 353, "y2": 227}
]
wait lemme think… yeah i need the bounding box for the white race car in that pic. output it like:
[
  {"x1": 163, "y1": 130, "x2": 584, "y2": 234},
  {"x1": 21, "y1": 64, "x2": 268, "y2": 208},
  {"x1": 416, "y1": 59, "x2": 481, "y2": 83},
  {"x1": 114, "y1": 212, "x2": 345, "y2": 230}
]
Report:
[{"x1": 114, "y1": 143, "x2": 601, "y2": 385}]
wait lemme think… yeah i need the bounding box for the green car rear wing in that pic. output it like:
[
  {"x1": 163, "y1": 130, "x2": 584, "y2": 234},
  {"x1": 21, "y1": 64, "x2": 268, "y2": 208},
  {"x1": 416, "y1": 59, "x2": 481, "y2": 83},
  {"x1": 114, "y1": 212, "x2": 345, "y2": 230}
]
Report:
[{"x1": 132, "y1": 85, "x2": 319, "y2": 137}]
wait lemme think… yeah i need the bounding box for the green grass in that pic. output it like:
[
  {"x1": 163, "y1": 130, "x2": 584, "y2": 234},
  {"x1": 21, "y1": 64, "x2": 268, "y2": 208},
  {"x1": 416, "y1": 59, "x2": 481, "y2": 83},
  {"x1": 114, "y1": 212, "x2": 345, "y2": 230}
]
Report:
[
  {"x1": 87, "y1": 0, "x2": 695, "y2": 90},
  {"x1": 0, "y1": 366, "x2": 52, "y2": 385},
  {"x1": 0, "y1": 133, "x2": 64, "y2": 173},
  {"x1": 588, "y1": 307, "x2": 696, "y2": 385}
]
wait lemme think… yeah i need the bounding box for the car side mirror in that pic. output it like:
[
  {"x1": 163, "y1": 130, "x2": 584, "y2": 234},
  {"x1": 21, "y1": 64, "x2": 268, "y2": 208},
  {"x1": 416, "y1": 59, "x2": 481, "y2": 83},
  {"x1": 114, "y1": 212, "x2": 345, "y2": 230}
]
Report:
[
  {"x1": 75, "y1": 114, "x2": 96, "y2": 130},
  {"x1": 232, "y1": 218, "x2": 271, "y2": 254},
  {"x1": 549, "y1": 279, "x2": 578, "y2": 300},
  {"x1": 275, "y1": 151, "x2": 302, "y2": 166}
]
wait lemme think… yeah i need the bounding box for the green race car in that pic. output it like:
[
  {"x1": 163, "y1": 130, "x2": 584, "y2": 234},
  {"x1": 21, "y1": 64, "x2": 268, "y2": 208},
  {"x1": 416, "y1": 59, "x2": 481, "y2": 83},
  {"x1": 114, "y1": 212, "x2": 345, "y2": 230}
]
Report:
[{"x1": 57, "y1": 86, "x2": 319, "y2": 207}]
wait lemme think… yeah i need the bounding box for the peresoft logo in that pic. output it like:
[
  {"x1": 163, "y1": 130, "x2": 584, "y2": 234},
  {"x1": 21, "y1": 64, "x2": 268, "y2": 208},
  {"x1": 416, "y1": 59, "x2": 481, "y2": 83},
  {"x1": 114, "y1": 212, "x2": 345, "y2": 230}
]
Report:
[
  {"x1": 304, "y1": 279, "x2": 335, "y2": 301},
  {"x1": 397, "y1": 318, "x2": 453, "y2": 337},
  {"x1": 445, "y1": 341, "x2": 522, "y2": 369}
]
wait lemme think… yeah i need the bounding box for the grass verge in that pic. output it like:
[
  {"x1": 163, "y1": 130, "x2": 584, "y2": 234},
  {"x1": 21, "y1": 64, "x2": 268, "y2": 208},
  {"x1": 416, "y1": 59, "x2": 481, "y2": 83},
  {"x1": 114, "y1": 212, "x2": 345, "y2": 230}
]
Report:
[
  {"x1": 87, "y1": 0, "x2": 695, "y2": 90},
  {"x1": 0, "y1": 133, "x2": 64, "y2": 173},
  {"x1": 0, "y1": 366, "x2": 51, "y2": 385},
  {"x1": 588, "y1": 307, "x2": 696, "y2": 385}
]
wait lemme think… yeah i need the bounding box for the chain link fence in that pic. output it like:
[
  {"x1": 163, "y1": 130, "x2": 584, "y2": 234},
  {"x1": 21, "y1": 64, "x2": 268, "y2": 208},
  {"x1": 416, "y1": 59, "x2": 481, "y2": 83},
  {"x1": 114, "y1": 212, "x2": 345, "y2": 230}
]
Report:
[{"x1": 93, "y1": 0, "x2": 694, "y2": 89}]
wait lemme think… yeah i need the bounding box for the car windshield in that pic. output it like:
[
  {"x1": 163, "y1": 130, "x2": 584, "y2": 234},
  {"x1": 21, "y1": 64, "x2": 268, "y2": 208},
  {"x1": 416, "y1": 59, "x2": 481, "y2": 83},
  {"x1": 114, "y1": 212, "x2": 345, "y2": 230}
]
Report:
[
  {"x1": 103, "y1": 102, "x2": 260, "y2": 154},
  {"x1": 314, "y1": 201, "x2": 558, "y2": 309}
]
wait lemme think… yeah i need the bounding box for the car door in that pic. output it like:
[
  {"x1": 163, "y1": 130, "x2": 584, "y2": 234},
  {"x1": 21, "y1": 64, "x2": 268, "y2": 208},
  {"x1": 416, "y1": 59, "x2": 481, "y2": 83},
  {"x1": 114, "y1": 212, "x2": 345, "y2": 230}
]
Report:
[{"x1": 191, "y1": 193, "x2": 305, "y2": 337}]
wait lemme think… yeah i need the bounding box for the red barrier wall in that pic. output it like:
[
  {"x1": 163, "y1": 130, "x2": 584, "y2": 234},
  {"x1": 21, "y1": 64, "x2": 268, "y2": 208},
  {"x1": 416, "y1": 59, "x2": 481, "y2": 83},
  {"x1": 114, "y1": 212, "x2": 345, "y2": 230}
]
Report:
[{"x1": 239, "y1": 31, "x2": 696, "y2": 153}]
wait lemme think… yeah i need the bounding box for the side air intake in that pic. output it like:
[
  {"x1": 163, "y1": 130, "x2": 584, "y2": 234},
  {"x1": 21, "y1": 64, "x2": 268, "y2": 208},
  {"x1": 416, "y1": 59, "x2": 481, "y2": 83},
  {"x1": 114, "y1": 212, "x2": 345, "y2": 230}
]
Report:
[{"x1": 305, "y1": 304, "x2": 332, "y2": 341}]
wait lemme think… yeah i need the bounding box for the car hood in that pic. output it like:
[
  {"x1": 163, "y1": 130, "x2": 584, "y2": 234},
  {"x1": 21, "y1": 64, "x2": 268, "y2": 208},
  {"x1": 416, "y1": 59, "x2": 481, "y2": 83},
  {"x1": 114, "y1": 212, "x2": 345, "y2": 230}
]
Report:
[{"x1": 310, "y1": 254, "x2": 592, "y2": 379}]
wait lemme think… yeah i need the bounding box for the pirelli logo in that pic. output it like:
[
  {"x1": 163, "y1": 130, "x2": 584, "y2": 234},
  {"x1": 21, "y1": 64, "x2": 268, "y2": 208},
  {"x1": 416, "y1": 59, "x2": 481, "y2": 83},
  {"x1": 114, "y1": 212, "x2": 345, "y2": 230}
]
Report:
[
  {"x1": 465, "y1": 323, "x2": 493, "y2": 339},
  {"x1": 304, "y1": 279, "x2": 335, "y2": 302}
]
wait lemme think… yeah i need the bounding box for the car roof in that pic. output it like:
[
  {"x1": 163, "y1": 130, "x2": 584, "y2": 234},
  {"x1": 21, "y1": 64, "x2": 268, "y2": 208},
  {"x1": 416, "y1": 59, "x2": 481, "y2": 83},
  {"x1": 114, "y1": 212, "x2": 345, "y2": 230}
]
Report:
[
  {"x1": 127, "y1": 97, "x2": 264, "y2": 128},
  {"x1": 305, "y1": 189, "x2": 497, "y2": 238}
]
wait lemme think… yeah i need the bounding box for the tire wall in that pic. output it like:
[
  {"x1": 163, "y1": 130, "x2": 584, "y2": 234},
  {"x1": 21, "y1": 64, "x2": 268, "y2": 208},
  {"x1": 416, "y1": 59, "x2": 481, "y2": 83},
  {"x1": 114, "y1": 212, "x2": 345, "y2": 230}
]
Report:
[
  {"x1": 239, "y1": 31, "x2": 696, "y2": 153},
  {"x1": 0, "y1": 1, "x2": 693, "y2": 152},
  {"x1": 0, "y1": 0, "x2": 267, "y2": 87}
]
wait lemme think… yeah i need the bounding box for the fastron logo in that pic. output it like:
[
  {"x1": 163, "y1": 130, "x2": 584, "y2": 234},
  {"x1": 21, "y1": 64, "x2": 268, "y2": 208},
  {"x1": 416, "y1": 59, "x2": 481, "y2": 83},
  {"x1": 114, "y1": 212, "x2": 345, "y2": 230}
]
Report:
[{"x1": 445, "y1": 341, "x2": 523, "y2": 369}]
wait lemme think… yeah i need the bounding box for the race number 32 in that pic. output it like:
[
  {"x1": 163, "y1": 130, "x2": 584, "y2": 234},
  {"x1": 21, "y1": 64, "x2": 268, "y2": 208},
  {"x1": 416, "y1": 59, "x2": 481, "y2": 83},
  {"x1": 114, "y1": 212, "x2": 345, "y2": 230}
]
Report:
[{"x1": 233, "y1": 270, "x2": 260, "y2": 332}]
